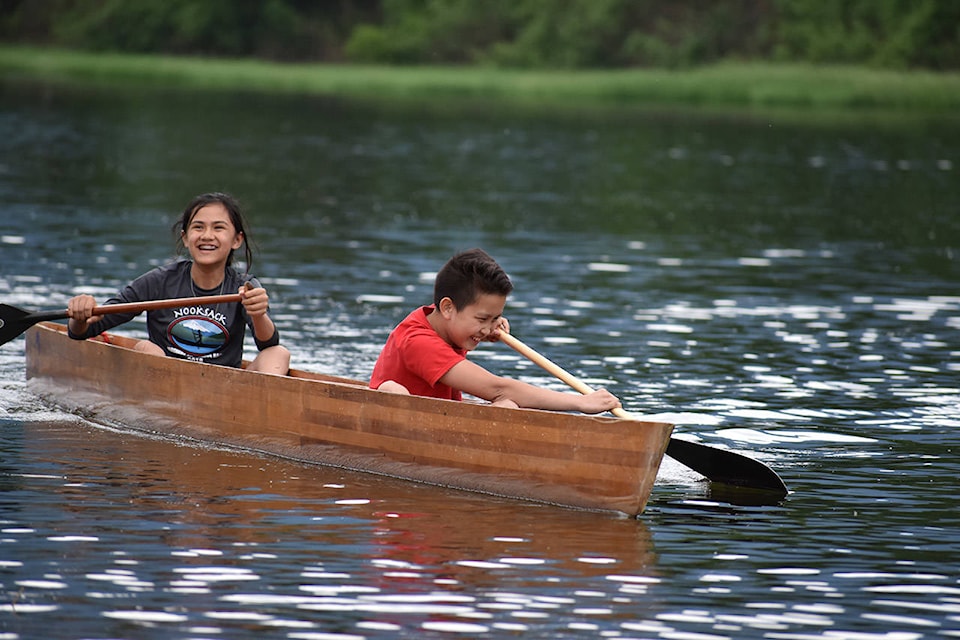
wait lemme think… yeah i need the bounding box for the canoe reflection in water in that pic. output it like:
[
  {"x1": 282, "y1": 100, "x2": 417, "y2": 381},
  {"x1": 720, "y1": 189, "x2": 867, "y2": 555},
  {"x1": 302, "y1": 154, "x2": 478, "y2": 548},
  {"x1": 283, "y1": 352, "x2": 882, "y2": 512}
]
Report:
[{"x1": 23, "y1": 417, "x2": 660, "y2": 614}]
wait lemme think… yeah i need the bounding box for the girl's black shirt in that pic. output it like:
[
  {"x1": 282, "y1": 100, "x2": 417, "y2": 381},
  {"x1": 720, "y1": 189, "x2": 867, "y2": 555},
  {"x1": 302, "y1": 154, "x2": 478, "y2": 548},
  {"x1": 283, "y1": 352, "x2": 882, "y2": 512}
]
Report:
[{"x1": 69, "y1": 260, "x2": 279, "y2": 367}]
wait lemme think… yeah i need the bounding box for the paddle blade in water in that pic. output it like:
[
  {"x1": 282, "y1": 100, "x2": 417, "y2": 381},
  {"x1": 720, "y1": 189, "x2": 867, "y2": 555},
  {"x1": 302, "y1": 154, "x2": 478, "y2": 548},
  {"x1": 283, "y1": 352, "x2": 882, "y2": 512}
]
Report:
[
  {"x1": 0, "y1": 304, "x2": 69, "y2": 347},
  {"x1": 498, "y1": 331, "x2": 790, "y2": 496},
  {"x1": 666, "y1": 437, "x2": 788, "y2": 497}
]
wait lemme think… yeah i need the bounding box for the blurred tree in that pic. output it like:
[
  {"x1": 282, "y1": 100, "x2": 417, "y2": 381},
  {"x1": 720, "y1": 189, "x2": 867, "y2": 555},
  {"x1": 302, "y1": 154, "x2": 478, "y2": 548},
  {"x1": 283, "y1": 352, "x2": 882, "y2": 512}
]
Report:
[
  {"x1": 346, "y1": 0, "x2": 518, "y2": 64},
  {"x1": 0, "y1": 0, "x2": 957, "y2": 70},
  {"x1": 0, "y1": 0, "x2": 379, "y2": 60},
  {"x1": 343, "y1": 0, "x2": 774, "y2": 68},
  {"x1": 774, "y1": 0, "x2": 960, "y2": 69},
  {"x1": 487, "y1": 0, "x2": 773, "y2": 68}
]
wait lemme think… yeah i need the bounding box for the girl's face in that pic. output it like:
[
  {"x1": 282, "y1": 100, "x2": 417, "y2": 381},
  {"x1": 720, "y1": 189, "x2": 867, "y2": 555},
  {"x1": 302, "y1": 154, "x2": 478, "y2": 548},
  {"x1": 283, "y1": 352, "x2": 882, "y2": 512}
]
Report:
[
  {"x1": 438, "y1": 292, "x2": 507, "y2": 352},
  {"x1": 182, "y1": 203, "x2": 243, "y2": 268}
]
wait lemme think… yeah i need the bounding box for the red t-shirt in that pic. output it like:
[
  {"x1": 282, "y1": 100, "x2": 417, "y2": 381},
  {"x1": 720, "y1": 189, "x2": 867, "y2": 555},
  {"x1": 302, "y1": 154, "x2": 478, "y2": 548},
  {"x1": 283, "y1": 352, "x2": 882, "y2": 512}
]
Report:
[{"x1": 369, "y1": 305, "x2": 466, "y2": 401}]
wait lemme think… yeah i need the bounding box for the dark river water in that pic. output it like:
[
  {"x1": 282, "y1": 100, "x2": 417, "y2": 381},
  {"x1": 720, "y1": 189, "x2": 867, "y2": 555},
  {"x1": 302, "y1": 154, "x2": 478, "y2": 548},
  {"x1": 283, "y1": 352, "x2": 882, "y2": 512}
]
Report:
[{"x1": 1, "y1": 81, "x2": 959, "y2": 639}]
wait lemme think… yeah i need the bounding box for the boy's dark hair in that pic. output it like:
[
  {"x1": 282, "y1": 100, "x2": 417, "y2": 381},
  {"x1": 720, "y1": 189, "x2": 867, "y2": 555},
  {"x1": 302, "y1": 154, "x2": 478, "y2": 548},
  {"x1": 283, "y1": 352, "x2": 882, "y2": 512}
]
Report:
[
  {"x1": 172, "y1": 192, "x2": 255, "y2": 271},
  {"x1": 434, "y1": 248, "x2": 513, "y2": 310}
]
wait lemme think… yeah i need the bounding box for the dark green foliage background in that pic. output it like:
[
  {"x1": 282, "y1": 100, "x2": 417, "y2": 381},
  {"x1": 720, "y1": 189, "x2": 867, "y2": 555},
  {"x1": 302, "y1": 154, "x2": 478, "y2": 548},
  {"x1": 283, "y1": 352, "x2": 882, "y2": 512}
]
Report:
[{"x1": 2, "y1": 0, "x2": 958, "y2": 70}]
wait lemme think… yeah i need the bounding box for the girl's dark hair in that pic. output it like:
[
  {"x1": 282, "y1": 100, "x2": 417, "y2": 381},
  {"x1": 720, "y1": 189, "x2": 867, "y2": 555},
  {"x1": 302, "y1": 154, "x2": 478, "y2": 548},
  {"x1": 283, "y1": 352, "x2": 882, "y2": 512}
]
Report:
[
  {"x1": 172, "y1": 192, "x2": 255, "y2": 272},
  {"x1": 434, "y1": 248, "x2": 513, "y2": 310}
]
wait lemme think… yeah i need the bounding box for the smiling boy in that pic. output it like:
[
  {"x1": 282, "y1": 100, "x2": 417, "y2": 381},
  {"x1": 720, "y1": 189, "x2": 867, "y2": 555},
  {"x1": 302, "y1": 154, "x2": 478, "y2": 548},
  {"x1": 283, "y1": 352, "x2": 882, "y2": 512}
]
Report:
[{"x1": 369, "y1": 248, "x2": 620, "y2": 413}]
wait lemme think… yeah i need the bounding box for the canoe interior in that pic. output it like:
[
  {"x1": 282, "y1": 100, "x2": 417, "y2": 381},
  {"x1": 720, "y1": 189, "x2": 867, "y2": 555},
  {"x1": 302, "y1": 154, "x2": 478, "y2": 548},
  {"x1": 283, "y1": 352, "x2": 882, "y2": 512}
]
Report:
[{"x1": 23, "y1": 322, "x2": 673, "y2": 516}]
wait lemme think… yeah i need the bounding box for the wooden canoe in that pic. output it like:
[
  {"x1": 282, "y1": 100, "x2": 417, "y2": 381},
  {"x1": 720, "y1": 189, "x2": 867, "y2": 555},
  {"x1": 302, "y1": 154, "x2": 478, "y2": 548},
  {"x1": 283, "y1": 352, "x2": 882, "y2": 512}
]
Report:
[{"x1": 23, "y1": 322, "x2": 674, "y2": 516}]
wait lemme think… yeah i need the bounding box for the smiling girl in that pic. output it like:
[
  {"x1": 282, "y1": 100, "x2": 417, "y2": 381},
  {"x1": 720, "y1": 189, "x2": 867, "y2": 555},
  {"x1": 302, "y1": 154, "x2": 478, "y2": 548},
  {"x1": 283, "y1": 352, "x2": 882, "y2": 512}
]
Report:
[{"x1": 67, "y1": 192, "x2": 290, "y2": 374}]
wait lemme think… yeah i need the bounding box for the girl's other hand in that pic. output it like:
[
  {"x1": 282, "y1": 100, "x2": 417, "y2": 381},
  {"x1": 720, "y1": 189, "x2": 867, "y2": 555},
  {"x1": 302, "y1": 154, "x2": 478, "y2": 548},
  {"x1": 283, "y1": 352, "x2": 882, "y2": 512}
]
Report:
[{"x1": 240, "y1": 285, "x2": 269, "y2": 318}]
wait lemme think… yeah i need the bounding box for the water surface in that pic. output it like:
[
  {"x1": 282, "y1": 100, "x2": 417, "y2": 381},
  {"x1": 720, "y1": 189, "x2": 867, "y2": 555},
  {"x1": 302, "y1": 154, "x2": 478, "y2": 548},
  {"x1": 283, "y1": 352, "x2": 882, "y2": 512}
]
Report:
[{"x1": 1, "y1": 82, "x2": 959, "y2": 638}]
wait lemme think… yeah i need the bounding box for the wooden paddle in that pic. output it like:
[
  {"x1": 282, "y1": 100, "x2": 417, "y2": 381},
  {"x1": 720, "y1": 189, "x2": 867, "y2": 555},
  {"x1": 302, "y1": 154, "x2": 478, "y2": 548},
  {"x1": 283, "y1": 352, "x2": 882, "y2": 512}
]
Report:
[
  {"x1": 0, "y1": 294, "x2": 243, "y2": 347},
  {"x1": 498, "y1": 331, "x2": 789, "y2": 496}
]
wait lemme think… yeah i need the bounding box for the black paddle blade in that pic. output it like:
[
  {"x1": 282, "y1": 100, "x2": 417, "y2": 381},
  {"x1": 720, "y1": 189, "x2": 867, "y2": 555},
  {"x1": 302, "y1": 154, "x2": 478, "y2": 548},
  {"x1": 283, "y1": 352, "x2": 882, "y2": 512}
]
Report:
[
  {"x1": 666, "y1": 438, "x2": 788, "y2": 498},
  {"x1": 0, "y1": 304, "x2": 68, "y2": 347}
]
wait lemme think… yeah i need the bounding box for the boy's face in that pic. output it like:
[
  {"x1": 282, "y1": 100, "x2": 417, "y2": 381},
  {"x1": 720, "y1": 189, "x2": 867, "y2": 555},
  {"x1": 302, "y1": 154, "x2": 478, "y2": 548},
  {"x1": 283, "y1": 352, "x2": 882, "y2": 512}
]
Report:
[{"x1": 438, "y1": 293, "x2": 507, "y2": 351}]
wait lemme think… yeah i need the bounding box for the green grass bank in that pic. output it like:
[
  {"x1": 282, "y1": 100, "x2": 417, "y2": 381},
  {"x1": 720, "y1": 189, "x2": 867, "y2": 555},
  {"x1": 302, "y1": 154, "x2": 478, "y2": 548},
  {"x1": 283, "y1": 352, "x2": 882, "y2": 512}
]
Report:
[{"x1": 2, "y1": 45, "x2": 960, "y2": 113}]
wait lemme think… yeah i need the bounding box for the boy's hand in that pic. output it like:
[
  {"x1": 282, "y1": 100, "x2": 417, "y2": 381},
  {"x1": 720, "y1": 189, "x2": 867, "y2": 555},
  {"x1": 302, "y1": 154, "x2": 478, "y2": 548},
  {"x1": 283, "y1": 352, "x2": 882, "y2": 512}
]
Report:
[
  {"x1": 486, "y1": 317, "x2": 511, "y2": 342},
  {"x1": 578, "y1": 388, "x2": 622, "y2": 414}
]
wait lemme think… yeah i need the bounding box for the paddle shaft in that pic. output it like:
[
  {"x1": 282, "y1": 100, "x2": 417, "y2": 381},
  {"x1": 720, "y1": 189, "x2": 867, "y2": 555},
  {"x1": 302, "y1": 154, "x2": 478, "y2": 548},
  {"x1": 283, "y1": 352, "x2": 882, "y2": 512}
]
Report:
[
  {"x1": 0, "y1": 294, "x2": 243, "y2": 347},
  {"x1": 499, "y1": 332, "x2": 632, "y2": 419},
  {"x1": 498, "y1": 331, "x2": 788, "y2": 496},
  {"x1": 85, "y1": 294, "x2": 242, "y2": 317}
]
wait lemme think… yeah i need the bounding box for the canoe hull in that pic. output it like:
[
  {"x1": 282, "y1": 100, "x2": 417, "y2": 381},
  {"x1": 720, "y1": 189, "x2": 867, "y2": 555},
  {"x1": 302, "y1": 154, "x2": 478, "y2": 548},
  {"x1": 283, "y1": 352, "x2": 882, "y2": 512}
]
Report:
[{"x1": 24, "y1": 322, "x2": 673, "y2": 515}]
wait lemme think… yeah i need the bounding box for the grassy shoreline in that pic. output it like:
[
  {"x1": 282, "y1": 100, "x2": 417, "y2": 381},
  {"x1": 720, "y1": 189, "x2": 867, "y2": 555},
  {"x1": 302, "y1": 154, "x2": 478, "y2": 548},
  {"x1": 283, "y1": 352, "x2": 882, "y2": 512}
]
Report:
[{"x1": 2, "y1": 45, "x2": 960, "y2": 113}]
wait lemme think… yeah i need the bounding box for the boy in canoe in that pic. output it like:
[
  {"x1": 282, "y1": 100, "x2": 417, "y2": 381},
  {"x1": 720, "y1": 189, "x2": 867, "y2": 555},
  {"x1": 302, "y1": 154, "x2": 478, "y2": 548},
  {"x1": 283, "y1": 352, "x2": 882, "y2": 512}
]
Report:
[
  {"x1": 66, "y1": 192, "x2": 290, "y2": 374},
  {"x1": 370, "y1": 248, "x2": 620, "y2": 413}
]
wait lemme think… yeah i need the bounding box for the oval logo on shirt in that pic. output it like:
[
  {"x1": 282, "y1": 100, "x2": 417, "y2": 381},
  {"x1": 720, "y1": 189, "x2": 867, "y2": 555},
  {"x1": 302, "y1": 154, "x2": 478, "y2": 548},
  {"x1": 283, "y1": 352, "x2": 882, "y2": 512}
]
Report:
[{"x1": 168, "y1": 316, "x2": 229, "y2": 356}]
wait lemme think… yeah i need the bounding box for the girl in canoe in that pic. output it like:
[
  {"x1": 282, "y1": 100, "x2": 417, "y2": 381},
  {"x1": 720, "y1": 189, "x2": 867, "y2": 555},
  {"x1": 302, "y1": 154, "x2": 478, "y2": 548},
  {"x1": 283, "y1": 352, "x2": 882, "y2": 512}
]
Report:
[
  {"x1": 370, "y1": 248, "x2": 620, "y2": 413},
  {"x1": 66, "y1": 192, "x2": 290, "y2": 374}
]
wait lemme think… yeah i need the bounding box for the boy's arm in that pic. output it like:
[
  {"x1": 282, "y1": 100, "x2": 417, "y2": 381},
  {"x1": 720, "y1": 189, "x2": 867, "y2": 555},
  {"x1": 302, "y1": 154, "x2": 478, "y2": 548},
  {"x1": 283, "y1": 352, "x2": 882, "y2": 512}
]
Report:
[{"x1": 440, "y1": 359, "x2": 620, "y2": 414}]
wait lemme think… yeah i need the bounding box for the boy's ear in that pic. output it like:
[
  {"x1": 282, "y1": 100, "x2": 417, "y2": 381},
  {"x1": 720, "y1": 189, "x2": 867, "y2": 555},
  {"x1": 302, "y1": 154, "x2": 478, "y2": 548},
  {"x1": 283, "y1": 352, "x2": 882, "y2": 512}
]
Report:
[{"x1": 438, "y1": 297, "x2": 456, "y2": 318}]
